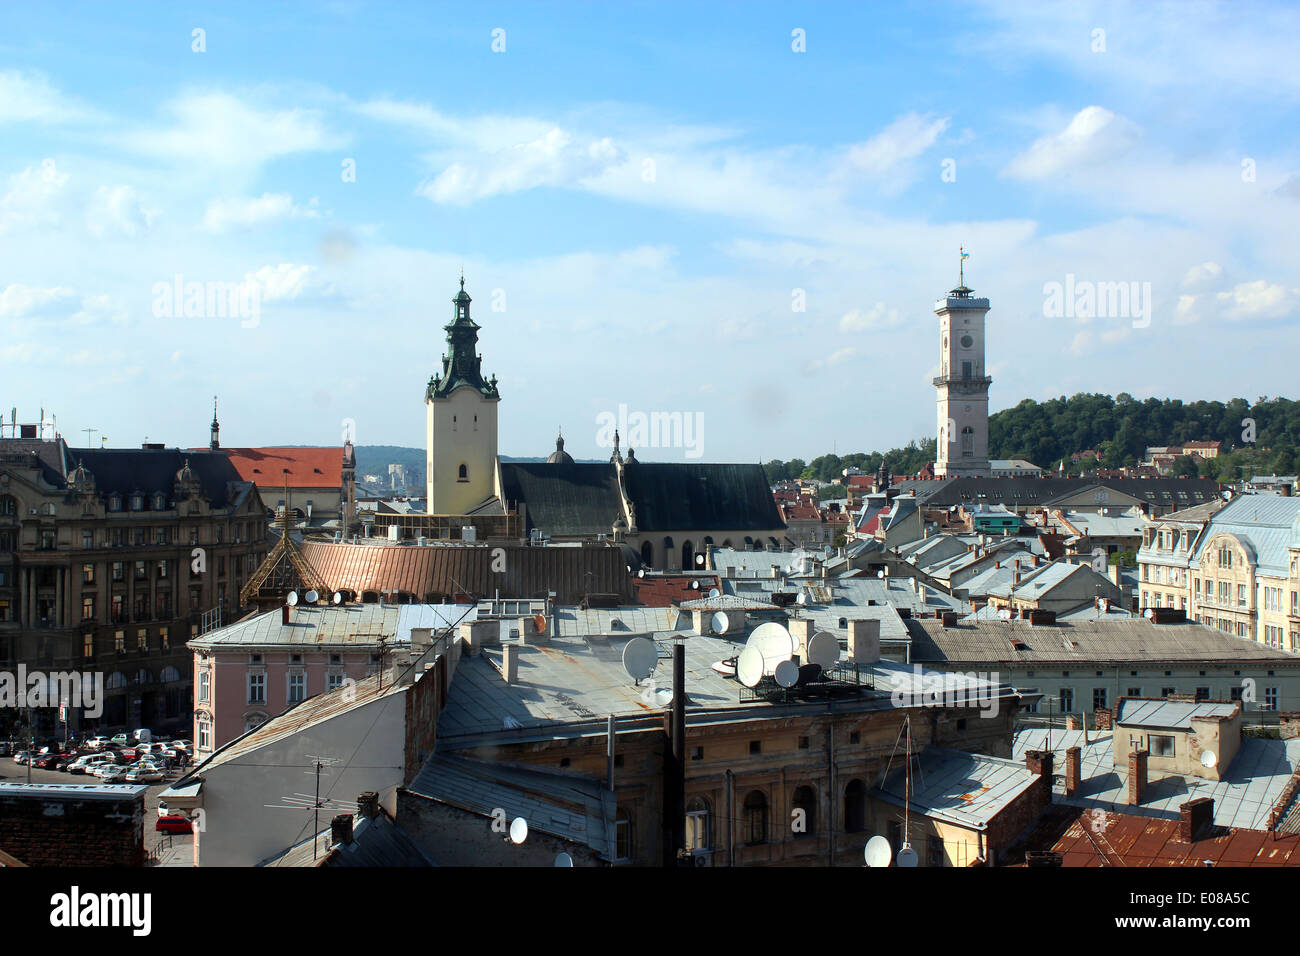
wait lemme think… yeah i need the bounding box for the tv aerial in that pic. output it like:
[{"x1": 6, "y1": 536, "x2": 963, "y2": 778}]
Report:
[{"x1": 621, "y1": 637, "x2": 658, "y2": 684}]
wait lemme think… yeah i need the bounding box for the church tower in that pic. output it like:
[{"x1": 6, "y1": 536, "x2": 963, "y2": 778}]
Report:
[
  {"x1": 425, "y1": 277, "x2": 500, "y2": 514},
  {"x1": 933, "y1": 253, "x2": 991, "y2": 477}
]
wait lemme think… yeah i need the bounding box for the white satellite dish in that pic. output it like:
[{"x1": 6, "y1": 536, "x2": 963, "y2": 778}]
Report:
[
  {"x1": 637, "y1": 569, "x2": 645, "y2": 579},
  {"x1": 896, "y1": 843, "x2": 918, "y2": 868},
  {"x1": 865, "y1": 835, "x2": 892, "y2": 868},
  {"x1": 708, "y1": 588, "x2": 720, "y2": 599},
  {"x1": 999, "y1": 609, "x2": 1012, "y2": 621},
  {"x1": 877, "y1": 570, "x2": 885, "y2": 579},
  {"x1": 1201, "y1": 750, "x2": 1218, "y2": 769},
  {"x1": 695, "y1": 553, "x2": 705, "y2": 566},
  {"x1": 711, "y1": 659, "x2": 737, "y2": 677},
  {"x1": 796, "y1": 592, "x2": 807, "y2": 605},
  {"x1": 641, "y1": 682, "x2": 673, "y2": 707},
  {"x1": 555, "y1": 852, "x2": 574, "y2": 867},
  {"x1": 286, "y1": 590, "x2": 299, "y2": 606},
  {"x1": 305, "y1": 589, "x2": 319, "y2": 604},
  {"x1": 807, "y1": 631, "x2": 839, "y2": 669},
  {"x1": 1143, "y1": 608, "x2": 1153, "y2": 619},
  {"x1": 746, "y1": 622, "x2": 795, "y2": 676},
  {"x1": 509, "y1": 817, "x2": 528, "y2": 845},
  {"x1": 622, "y1": 637, "x2": 658, "y2": 682},
  {"x1": 736, "y1": 647, "x2": 764, "y2": 688},
  {"x1": 691, "y1": 580, "x2": 700, "y2": 590},
  {"x1": 332, "y1": 591, "x2": 343, "y2": 605},
  {"x1": 711, "y1": 611, "x2": 730, "y2": 635},
  {"x1": 774, "y1": 660, "x2": 798, "y2": 688}
]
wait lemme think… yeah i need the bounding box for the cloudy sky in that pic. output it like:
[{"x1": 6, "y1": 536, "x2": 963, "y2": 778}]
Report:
[{"x1": 2, "y1": 1, "x2": 1297, "y2": 463}]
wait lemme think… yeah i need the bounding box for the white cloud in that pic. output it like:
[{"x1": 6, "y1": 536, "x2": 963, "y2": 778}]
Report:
[
  {"x1": 840, "y1": 303, "x2": 903, "y2": 331},
  {"x1": 0, "y1": 161, "x2": 69, "y2": 233},
  {"x1": 0, "y1": 70, "x2": 90, "y2": 124},
  {"x1": 117, "y1": 92, "x2": 344, "y2": 171},
  {"x1": 245, "y1": 263, "x2": 313, "y2": 303},
  {"x1": 1181, "y1": 261, "x2": 1222, "y2": 287},
  {"x1": 86, "y1": 184, "x2": 158, "y2": 237},
  {"x1": 1003, "y1": 106, "x2": 1139, "y2": 181},
  {"x1": 419, "y1": 128, "x2": 626, "y2": 204},
  {"x1": 202, "y1": 193, "x2": 319, "y2": 232},
  {"x1": 0, "y1": 284, "x2": 78, "y2": 318},
  {"x1": 805, "y1": 347, "x2": 858, "y2": 372},
  {"x1": 1174, "y1": 279, "x2": 1300, "y2": 324},
  {"x1": 844, "y1": 112, "x2": 950, "y2": 177}
]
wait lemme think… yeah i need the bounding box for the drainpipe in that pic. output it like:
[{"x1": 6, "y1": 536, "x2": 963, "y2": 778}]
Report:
[{"x1": 726, "y1": 769, "x2": 735, "y2": 867}]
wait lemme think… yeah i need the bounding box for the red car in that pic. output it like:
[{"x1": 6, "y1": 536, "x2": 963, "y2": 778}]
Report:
[{"x1": 156, "y1": 815, "x2": 193, "y2": 834}]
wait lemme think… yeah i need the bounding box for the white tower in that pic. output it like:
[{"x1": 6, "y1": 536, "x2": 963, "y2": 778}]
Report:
[
  {"x1": 934, "y1": 254, "x2": 991, "y2": 477},
  {"x1": 425, "y1": 277, "x2": 500, "y2": 514}
]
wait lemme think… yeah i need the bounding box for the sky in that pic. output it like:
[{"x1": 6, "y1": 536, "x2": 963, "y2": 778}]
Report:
[{"x1": 1, "y1": 1, "x2": 1297, "y2": 464}]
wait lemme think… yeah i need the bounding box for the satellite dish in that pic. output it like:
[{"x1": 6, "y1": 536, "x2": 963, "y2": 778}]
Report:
[
  {"x1": 1143, "y1": 608, "x2": 1153, "y2": 619},
  {"x1": 1201, "y1": 750, "x2": 1218, "y2": 769},
  {"x1": 865, "y1": 835, "x2": 892, "y2": 867},
  {"x1": 286, "y1": 591, "x2": 299, "y2": 606},
  {"x1": 796, "y1": 592, "x2": 806, "y2": 605},
  {"x1": 695, "y1": 553, "x2": 705, "y2": 566},
  {"x1": 555, "y1": 852, "x2": 574, "y2": 867},
  {"x1": 711, "y1": 611, "x2": 730, "y2": 635},
  {"x1": 509, "y1": 817, "x2": 528, "y2": 845},
  {"x1": 774, "y1": 660, "x2": 798, "y2": 688},
  {"x1": 637, "y1": 569, "x2": 645, "y2": 578},
  {"x1": 877, "y1": 570, "x2": 885, "y2": 579},
  {"x1": 999, "y1": 609, "x2": 1012, "y2": 621},
  {"x1": 332, "y1": 591, "x2": 343, "y2": 605},
  {"x1": 305, "y1": 589, "x2": 319, "y2": 603},
  {"x1": 746, "y1": 622, "x2": 795, "y2": 676},
  {"x1": 711, "y1": 658, "x2": 737, "y2": 677},
  {"x1": 708, "y1": 588, "x2": 720, "y2": 599},
  {"x1": 896, "y1": 843, "x2": 918, "y2": 868},
  {"x1": 807, "y1": 631, "x2": 839, "y2": 668},
  {"x1": 533, "y1": 613, "x2": 547, "y2": 634},
  {"x1": 622, "y1": 637, "x2": 658, "y2": 682},
  {"x1": 691, "y1": 580, "x2": 700, "y2": 590},
  {"x1": 641, "y1": 682, "x2": 674, "y2": 707},
  {"x1": 736, "y1": 647, "x2": 764, "y2": 688}
]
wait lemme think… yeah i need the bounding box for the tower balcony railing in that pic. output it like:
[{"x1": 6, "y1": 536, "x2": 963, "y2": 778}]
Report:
[{"x1": 932, "y1": 374, "x2": 993, "y2": 388}]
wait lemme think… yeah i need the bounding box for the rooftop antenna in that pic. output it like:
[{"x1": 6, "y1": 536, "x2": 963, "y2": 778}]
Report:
[
  {"x1": 81, "y1": 427, "x2": 98, "y2": 448},
  {"x1": 264, "y1": 755, "x2": 351, "y2": 862}
]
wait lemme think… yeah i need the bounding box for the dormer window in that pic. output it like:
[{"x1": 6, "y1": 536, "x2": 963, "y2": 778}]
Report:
[
  {"x1": 153, "y1": 493, "x2": 166, "y2": 510},
  {"x1": 109, "y1": 495, "x2": 121, "y2": 512},
  {"x1": 130, "y1": 494, "x2": 143, "y2": 511}
]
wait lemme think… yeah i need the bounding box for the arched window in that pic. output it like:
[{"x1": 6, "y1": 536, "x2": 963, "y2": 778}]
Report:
[
  {"x1": 681, "y1": 540, "x2": 694, "y2": 571},
  {"x1": 244, "y1": 713, "x2": 267, "y2": 733},
  {"x1": 844, "y1": 779, "x2": 867, "y2": 833},
  {"x1": 639, "y1": 540, "x2": 654, "y2": 568},
  {"x1": 743, "y1": 790, "x2": 767, "y2": 845},
  {"x1": 106, "y1": 672, "x2": 128, "y2": 690},
  {"x1": 792, "y1": 785, "x2": 816, "y2": 839},
  {"x1": 0, "y1": 495, "x2": 15, "y2": 516},
  {"x1": 457, "y1": 463, "x2": 468, "y2": 481},
  {"x1": 960, "y1": 426, "x2": 974, "y2": 457},
  {"x1": 686, "y1": 796, "x2": 710, "y2": 850},
  {"x1": 159, "y1": 666, "x2": 182, "y2": 683}
]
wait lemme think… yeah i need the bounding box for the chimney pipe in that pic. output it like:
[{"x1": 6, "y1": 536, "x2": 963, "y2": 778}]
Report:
[
  {"x1": 357, "y1": 791, "x2": 380, "y2": 819},
  {"x1": 662, "y1": 644, "x2": 686, "y2": 866},
  {"x1": 331, "y1": 813, "x2": 354, "y2": 846},
  {"x1": 282, "y1": 604, "x2": 290, "y2": 626}
]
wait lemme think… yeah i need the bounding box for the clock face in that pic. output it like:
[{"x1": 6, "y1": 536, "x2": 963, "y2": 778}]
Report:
[{"x1": 959, "y1": 334, "x2": 974, "y2": 349}]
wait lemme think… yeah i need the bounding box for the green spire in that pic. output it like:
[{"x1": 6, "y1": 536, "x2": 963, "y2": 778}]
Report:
[{"x1": 426, "y1": 277, "x2": 500, "y2": 401}]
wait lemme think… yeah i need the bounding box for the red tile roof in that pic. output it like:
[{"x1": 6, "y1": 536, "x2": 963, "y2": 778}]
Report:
[
  {"x1": 633, "y1": 573, "x2": 722, "y2": 607},
  {"x1": 220, "y1": 447, "x2": 344, "y2": 489}
]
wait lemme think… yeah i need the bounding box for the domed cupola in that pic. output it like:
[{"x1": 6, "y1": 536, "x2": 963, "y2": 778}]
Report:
[{"x1": 547, "y1": 431, "x2": 575, "y2": 465}]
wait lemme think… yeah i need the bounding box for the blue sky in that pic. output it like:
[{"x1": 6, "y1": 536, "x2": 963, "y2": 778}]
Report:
[{"x1": 2, "y1": 1, "x2": 1297, "y2": 463}]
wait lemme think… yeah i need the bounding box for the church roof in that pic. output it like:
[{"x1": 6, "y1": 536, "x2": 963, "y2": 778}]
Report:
[
  {"x1": 499, "y1": 462, "x2": 624, "y2": 537},
  {"x1": 621, "y1": 462, "x2": 784, "y2": 532}
]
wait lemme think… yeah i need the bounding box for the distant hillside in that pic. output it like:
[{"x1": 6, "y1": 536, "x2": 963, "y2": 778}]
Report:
[{"x1": 765, "y1": 393, "x2": 1299, "y2": 483}]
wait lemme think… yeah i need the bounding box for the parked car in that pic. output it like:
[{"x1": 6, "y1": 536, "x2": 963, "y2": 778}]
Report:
[
  {"x1": 68, "y1": 753, "x2": 115, "y2": 775},
  {"x1": 12, "y1": 751, "x2": 32, "y2": 765},
  {"x1": 34, "y1": 753, "x2": 70, "y2": 769},
  {"x1": 132, "y1": 729, "x2": 153, "y2": 743},
  {"x1": 97, "y1": 765, "x2": 130, "y2": 783},
  {"x1": 109, "y1": 733, "x2": 129, "y2": 746},
  {"x1": 126, "y1": 766, "x2": 164, "y2": 783},
  {"x1": 156, "y1": 814, "x2": 193, "y2": 834},
  {"x1": 170, "y1": 740, "x2": 192, "y2": 752},
  {"x1": 85, "y1": 736, "x2": 110, "y2": 750},
  {"x1": 0, "y1": 742, "x2": 11, "y2": 757}
]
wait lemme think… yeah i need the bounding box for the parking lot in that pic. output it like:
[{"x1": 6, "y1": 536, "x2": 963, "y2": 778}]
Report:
[{"x1": 1, "y1": 751, "x2": 195, "y2": 864}]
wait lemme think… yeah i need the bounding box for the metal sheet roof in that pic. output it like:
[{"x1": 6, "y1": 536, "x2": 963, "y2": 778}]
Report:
[
  {"x1": 1116, "y1": 698, "x2": 1239, "y2": 730},
  {"x1": 874, "y1": 747, "x2": 1042, "y2": 830},
  {"x1": 188, "y1": 602, "x2": 406, "y2": 649}
]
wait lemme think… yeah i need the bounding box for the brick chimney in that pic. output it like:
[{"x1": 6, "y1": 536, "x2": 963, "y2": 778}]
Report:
[
  {"x1": 331, "y1": 813, "x2": 354, "y2": 846},
  {"x1": 1064, "y1": 746, "x2": 1082, "y2": 795},
  {"x1": 357, "y1": 791, "x2": 380, "y2": 819},
  {"x1": 1179, "y1": 797, "x2": 1213, "y2": 842},
  {"x1": 1128, "y1": 750, "x2": 1148, "y2": 805},
  {"x1": 1108, "y1": 562, "x2": 1122, "y2": 588},
  {"x1": 1025, "y1": 749, "x2": 1054, "y2": 778},
  {"x1": 1094, "y1": 706, "x2": 1113, "y2": 731}
]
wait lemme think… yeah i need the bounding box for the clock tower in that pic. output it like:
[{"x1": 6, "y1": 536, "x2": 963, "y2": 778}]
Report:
[{"x1": 934, "y1": 255, "x2": 991, "y2": 478}]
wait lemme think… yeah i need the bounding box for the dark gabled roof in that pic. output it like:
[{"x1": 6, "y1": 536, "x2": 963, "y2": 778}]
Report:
[
  {"x1": 77, "y1": 448, "x2": 247, "y2": 508},
  {"x1": 621, "y1": 462, "x2": 784, "y2": 532},
  {"x1": 499, "y1": 462, "x2": 624, "y2": 537},
  {"x1": 893, "y1": 476, "x2": 1221, "y2": 510}
]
